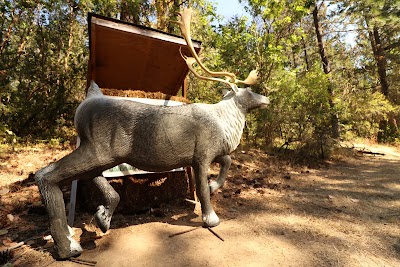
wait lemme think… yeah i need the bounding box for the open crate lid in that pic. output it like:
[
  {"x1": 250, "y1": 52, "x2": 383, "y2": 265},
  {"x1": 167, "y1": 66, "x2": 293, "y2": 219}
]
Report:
[{"x1": 87, "y1": 13, "x2": 202, "y2": 96}]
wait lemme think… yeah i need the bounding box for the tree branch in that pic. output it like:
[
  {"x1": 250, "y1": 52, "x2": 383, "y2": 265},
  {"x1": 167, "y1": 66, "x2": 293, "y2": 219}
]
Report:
[{"x1": 384, "y1": 39, "x2": 400, "y2": 51}]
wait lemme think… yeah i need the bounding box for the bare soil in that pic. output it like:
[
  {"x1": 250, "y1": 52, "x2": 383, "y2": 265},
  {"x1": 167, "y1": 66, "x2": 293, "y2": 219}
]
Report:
[{"x1": 0, "y1": 142, "x2": 399, "y2": 267}]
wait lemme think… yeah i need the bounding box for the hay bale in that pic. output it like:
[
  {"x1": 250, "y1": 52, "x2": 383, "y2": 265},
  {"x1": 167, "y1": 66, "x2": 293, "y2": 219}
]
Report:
[
  {"x1": 101, "y1": 88, "x2": 191, "y2": 104},
  {"x1": 77, "y1": 171, "x2": 190, "y2": 214}
]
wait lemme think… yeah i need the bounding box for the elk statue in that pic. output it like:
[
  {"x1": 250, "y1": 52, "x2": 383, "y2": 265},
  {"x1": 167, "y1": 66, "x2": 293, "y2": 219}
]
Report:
[{"x1": 35, "y1": 8, "x2": 269, "y2": 259}]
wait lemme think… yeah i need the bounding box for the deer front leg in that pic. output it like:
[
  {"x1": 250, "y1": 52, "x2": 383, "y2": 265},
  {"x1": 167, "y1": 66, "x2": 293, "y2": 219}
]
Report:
[
  {"x1": 194, "y1": 164, "x2": 220, "y2": 227},
  {"x1": 209, "y1": 155, "x2": 231, "y2": 194},
  {"x1": 93, "y1": 176, "x2": 120, "y2": 233}
]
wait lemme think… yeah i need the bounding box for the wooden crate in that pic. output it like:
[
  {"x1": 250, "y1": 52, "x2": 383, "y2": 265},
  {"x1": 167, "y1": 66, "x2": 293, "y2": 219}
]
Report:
[
  {"x1": 87, "y1": 13, "x2": 201, "y2": 96},
  {"x1": 72, "y1": 13, "x2": 200, "y2": 216}
]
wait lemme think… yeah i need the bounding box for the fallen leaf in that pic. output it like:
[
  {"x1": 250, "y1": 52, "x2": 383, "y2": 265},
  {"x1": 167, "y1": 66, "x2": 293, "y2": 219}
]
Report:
[
  {"x1": 7, "y1": 214, "x2": 14, "y2": 222},
  {"x1": 223, "y1": 193, "x2": 231, "y2": 198},
  {"x1": 2, "y1": 238, "x2": 13, "y2": 246},
  {"x1": 350, "y1": 198, "x2": 360, "y2": 203},
  {"x1": 4, "y1": 205, "x2": 14, "y2": 212},
  {"x1": 0, "y1": 229, "x2": 8, "y2": 236},
  {"x1": 0, "y1": 188, "x2": 9, "y2": 195},
  {"x1": 283, "y1": 174, "x2": 291, "y2": 180},
  {"x1": 6, "y1": 241, "x2": 18, "y2": 247}
]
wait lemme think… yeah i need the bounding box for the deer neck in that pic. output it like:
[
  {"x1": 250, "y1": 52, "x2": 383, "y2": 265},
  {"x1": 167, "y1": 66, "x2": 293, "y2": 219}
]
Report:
[{"x1": 215, "y1": 98, "x2": 246, "y2": 153}]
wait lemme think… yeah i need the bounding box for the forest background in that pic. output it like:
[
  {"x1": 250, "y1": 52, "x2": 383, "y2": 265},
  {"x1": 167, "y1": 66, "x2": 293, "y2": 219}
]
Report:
[{"x1": 1, "y1": 0, "x2": 399, "y2": 158}]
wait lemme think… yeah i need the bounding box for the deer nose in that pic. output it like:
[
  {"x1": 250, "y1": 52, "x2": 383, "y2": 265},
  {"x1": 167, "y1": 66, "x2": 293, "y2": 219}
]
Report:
[
  {"x1": 253, "y1": 94, "x2": 270, "y2": 107},
  {"x1": 258, "y1": 96, "x2": 269, "y2": 109}
]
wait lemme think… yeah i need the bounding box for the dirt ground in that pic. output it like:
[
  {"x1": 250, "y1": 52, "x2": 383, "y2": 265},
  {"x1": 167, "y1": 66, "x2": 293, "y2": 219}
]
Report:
[{"x1": 1, "y1": 142, "x2": 399, "y2": 266}]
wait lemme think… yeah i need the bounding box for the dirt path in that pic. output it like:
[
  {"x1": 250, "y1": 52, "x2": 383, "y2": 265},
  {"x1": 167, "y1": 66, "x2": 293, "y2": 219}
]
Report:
[{"x1": 1, "y1": 144, "x2": 400, "y2": 266}]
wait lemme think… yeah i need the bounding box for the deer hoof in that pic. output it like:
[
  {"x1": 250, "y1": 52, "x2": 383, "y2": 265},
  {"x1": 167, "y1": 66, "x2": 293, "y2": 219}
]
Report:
[
  {"x1": 202, "y1": 210, "x2": 220, "y2": 227},
  {"x1": 209, "y1": 180, "x2": 220, "y2": 194},
  {"x1": 55, "y1": 237, "x2": 82, "y2": 259},
  {"x1": 94, "y1": 205, "x2": 111, "y2": 233}
]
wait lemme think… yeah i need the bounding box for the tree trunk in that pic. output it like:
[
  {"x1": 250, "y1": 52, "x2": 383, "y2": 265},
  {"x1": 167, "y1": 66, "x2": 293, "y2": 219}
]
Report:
[
  {"x1": 292, "y1": 46, "x2": 298, "y2": 68},
  {"x1": 120, "y1": 0, "x2": 140, "y2": 24},
  {"x1": 166, "y1": 0, "x2": 181, "y2": 34},
  {"x1": 366, "y1": 20, "x2": 391, "y2": 141},
  {"x1": 312, "y1": 2, "x2": 339, "y2": 139},
  {"x1": 313, "y1": 4, "x2": 330, "y2": 74},
  {"x1": 64, "y1": 4, "x2": 75, "y2": 71},
  {"x1": 301, "y1": 36, "x2": 310, "y2": 71},
  {"x1": 153, "y1": 0, "x2": 181, "y2": 33},
  {"x1": 369, "y1": 26, "x2": 389, "y2": 97},
  {"x1": 0, "y1": 8, "x2": 17, "y2": 57}
]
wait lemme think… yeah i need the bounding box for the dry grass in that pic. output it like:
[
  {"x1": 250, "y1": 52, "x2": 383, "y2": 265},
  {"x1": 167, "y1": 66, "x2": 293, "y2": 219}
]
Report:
[{"x1": 101, "y1": 88, "x2": 191, "y2": 104}]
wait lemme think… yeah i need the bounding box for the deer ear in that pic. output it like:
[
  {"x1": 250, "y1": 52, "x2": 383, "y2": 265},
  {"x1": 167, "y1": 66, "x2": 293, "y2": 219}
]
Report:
[
  {"x1": 221, "y1": 89, "x2": 229, "y2": 96},
  {"x1": 90, "y1": 80, "x2": 100, "y2": 90}
]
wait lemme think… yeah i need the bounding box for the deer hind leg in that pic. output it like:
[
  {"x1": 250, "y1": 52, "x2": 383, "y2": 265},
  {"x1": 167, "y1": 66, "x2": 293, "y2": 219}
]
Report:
[
  {"x1": 209, "y1": 155, "x2": 232, "y2": 194},
  {"x1": 35, "y1": 168, "x2": 82, "y2": 259},
  {"x1": 93, "y1": 175, "x2": 120, "y2": 233},
  {"x1": 35, "y1": 145, "x2": 117, "y2": 259},
  {"x1": 193, "y1": 163, "x2": 220, "y2": 227}
]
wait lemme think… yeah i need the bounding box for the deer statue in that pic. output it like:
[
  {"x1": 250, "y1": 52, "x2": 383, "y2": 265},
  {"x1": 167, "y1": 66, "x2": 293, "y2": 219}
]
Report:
[{"x1": 35, "y1": 8, "x2": 269, "y2": 259}]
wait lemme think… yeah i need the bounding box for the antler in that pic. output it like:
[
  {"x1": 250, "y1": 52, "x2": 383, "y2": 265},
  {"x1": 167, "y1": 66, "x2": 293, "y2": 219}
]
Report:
[
  {"x1": 178, "y1": 47, "x2": 239, "y2": 91},
  {"x1": 173, "y1": 8, "x2": 258, "y2": 92}
]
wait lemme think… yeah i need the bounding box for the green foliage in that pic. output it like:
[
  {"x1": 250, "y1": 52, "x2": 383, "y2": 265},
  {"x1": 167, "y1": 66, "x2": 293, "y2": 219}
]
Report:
[
  {"x1": 338, "y1": 89, "x2": 396, "y2": 139},
  {"x1": 217, "y1": 17, "x2": 259, "y2": 83},
  {"x1": 336, "y1": 0, "x2": 400, "y2": 142},
  {"x1": 186, "y1": 3, "x2": 225, "y2": 104},
  {"x1": 1, "y1": 0, "x2": 399, "y2": 157},
  {"x1": 0, "y1": 0, "x2": 89, "y2": 140},
  {"x1": 265, "y1": 66, "x2": 334, "y2": 157}
]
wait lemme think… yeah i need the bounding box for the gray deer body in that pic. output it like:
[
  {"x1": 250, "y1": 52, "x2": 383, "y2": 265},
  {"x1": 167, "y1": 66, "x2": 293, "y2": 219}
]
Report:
[
  {"x1": 35, "y1": 81, "x2": 269, "y2": 259},
  {"x1": 76, "y1": 83, "x2": 241, "y2": 172}
]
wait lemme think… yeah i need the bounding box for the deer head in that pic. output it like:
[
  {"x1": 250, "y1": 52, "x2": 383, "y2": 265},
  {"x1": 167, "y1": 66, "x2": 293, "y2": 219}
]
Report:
[{"x1": 174, "y1": 8, "x2": 259, "y2": 93}]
